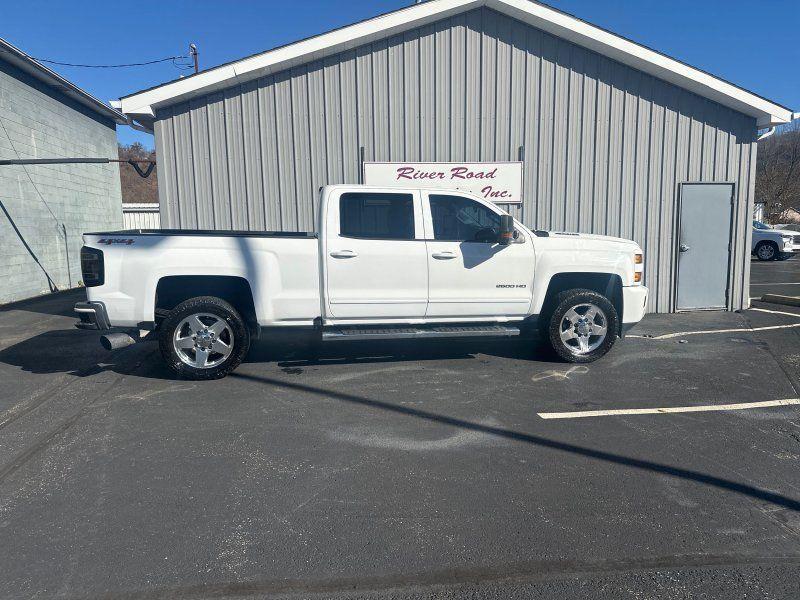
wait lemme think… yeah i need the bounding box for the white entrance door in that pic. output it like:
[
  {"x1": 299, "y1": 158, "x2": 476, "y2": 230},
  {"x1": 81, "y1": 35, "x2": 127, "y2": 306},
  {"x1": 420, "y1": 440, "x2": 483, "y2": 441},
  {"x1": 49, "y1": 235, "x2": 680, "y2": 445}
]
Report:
[
  {"x1": 422, "y1": 193, "x2": 535, "y2": 318},
  {"x1": 324, "y1": 189, "x2": 428, "y2": 319}
]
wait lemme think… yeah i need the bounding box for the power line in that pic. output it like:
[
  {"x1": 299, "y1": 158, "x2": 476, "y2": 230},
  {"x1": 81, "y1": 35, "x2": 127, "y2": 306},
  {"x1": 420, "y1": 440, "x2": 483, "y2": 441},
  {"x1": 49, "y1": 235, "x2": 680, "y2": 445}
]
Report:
[{"x1": 32, "y1": 54, "x2": 189, "y2": 69}]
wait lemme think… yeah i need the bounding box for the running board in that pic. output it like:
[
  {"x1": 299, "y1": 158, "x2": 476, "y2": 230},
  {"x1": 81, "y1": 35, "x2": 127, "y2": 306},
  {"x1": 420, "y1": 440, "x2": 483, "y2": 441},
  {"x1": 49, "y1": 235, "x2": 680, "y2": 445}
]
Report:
[{"x1": 322, "y1": 324, "x2": 522, "y2": 342}]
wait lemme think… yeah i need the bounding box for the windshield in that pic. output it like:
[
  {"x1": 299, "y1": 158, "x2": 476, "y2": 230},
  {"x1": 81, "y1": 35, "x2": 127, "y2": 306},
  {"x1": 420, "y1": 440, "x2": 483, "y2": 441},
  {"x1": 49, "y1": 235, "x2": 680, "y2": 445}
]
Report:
[{"x1": 753, "y1": 220, "x2": 772, "y2": 230}]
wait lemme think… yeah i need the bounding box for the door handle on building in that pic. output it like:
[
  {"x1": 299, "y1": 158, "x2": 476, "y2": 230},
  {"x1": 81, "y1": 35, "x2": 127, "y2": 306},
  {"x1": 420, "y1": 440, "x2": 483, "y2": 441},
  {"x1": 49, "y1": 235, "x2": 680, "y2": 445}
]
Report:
[
  {"x1": 330, "y1": 250, "x2": 358, "y2": 258},
  {"x1": 432, "y1": 251, "x2": 457, "y2": 260}
]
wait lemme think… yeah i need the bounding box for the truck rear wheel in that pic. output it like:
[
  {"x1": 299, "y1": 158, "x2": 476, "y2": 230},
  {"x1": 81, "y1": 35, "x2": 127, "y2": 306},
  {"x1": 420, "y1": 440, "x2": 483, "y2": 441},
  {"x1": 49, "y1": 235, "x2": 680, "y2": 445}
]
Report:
[
  {"x1": 159, "y1": 296, "x2": 250, "y2": 380},
  {"x1": 547, "y1": 289, "x2": 618, "y2": 363}
]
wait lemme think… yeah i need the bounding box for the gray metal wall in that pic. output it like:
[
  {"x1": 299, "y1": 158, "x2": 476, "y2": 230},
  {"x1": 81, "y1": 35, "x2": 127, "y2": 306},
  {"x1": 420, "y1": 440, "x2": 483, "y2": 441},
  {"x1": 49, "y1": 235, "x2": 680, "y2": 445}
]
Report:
[
  {"x1": 0, "y1": 58, "x2": 122, "y2": 305},
  {"x1": 153, "y1": 7, "x2": 757, "y2": 313},
  {"x1": 122, "y1": 203, "x2": 161, "y2": 229}
]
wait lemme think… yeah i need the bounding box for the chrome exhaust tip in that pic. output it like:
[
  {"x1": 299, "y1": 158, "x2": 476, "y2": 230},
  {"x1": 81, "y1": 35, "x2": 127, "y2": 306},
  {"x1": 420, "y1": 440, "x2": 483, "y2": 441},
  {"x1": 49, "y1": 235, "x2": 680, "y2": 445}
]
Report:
[{"x1": 100, "y1": 332, "x2": 137, "y2": 351}]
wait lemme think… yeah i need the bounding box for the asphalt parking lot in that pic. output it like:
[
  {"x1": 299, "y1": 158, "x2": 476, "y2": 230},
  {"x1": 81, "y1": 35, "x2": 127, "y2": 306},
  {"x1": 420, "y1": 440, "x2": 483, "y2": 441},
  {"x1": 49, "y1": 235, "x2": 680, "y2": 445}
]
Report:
[
  {"x1": 2, "y1": 283, "x2": 800, "y2": 598},
  {"x1": 751, "y1": 254, "x2": 800, "y2": 299}
]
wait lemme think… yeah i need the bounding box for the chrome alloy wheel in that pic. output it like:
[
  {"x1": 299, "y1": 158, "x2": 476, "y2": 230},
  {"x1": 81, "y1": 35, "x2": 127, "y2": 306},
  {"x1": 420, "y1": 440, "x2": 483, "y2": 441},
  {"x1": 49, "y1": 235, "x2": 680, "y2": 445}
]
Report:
[
  {"x1": 757, "y1": 243, "x2": 776, "y2": 260},
  {"x1": 559, "y1": 303, "x2": 608, "y2": 355},
  {"x1": 173, "y1": 313, "x2": 234, "y2": 368}
]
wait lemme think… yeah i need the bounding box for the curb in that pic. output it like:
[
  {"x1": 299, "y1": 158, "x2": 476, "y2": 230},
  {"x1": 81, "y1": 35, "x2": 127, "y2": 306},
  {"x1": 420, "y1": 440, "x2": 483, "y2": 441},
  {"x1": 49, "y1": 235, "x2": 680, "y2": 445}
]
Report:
[{"x1": 760, "y1": 294, "x2": 800, "y2": 307}]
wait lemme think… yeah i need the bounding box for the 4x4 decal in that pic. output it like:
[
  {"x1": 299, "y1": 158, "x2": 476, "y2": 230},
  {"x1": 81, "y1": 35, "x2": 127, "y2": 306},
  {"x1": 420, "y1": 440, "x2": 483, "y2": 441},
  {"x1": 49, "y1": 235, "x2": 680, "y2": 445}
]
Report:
[{"x1": 97, "y1": 238, "x2": 135, "y2": 245}]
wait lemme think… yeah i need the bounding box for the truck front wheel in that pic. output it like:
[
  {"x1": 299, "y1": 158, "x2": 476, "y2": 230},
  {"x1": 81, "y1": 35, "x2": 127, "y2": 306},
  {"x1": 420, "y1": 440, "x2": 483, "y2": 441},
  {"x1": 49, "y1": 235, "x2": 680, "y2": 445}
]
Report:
[
  {"x1": 546, "y1": 289, "x2": 618, "y2": 363},
  {"x1": 159, "y1": 296, "x2": 250, "y2": 380}
]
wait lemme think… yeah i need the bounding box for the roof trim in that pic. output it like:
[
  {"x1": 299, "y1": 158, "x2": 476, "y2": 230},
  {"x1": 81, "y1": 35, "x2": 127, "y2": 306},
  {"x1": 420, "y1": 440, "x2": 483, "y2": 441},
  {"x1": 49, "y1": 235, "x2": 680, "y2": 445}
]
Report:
[
  {"x1": 0, "y1": 37, "x2": 127, "y2": 125},
  {"x1": 118, "y1": 0, "x2": 794, "y2": 128}
]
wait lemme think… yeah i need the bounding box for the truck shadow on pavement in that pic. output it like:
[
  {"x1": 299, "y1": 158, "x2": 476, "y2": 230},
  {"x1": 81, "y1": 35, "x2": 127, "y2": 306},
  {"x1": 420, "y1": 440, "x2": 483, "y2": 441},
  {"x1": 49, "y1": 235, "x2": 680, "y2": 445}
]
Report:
[
  {"x1": 0, "y1": 329, "x2": 561, "y2": 376},
  {"x1": 0, "y1": 329, "x2": 117, "y2": 376},
  {"x1": 246, "y1": 334, "x2": 563, "y2": 368}
]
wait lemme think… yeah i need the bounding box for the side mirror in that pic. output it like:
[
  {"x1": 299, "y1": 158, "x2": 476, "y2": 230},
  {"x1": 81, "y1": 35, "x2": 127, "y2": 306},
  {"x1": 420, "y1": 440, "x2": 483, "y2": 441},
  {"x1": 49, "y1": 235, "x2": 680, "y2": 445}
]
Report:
[{"x1": 498, "y1": 214, "x2": 514, "y2": 245}]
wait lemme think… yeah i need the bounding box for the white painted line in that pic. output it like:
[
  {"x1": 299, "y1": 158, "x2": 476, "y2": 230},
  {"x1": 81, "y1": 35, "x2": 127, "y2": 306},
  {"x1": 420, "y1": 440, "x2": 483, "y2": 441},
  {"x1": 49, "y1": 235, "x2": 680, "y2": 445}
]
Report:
[
  {"x1": 628, "y1": 323, "x2": 800, "y2": 339},
  {"x1": 751, "y1": 282, "x2": 800, "y2": 286},
  {"x1": 537, "y1": 398, "x2": 800, "y2": 420},
  {"x1": 750, "y1": 307, "x2": 800, "y2": 318}
]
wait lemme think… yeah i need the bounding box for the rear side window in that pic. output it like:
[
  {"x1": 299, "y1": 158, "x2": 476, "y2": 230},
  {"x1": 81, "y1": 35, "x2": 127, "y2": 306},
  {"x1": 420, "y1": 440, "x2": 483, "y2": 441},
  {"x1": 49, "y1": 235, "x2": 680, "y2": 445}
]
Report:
[
  {"x1": 429, "y1": 195, "x2": 501, "y2": 242},
  {"x1": 339, "y1": 193, "x2": 415, "y2": 240}
]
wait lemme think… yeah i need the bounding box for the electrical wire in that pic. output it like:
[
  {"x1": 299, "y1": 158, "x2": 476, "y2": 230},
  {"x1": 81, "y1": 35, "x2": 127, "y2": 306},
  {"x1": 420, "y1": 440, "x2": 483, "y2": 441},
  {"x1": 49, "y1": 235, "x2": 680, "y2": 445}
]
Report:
[
  {"x1": 31, "y1": 54, "x2": 189, "y2": 68},
  {"x1": 0, "y1": 116, "x2": 63, "y2": 290},
  {"x1": 0, "y1": 116, "x2": 62, "y2": 228}
]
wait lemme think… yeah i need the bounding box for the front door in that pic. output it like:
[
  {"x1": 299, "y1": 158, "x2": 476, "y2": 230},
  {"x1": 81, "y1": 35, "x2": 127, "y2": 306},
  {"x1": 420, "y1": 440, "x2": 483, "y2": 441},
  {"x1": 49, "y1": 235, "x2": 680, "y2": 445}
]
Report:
[
  {"x1": 324, "y1": 189, "x2": 428, "y2": 319},
  {"x1": 676, "y1": 183, "x2": 733, "y2": 310},
  {"x1": 423, "y1": 193, "x2": 535, "y2": 318}
]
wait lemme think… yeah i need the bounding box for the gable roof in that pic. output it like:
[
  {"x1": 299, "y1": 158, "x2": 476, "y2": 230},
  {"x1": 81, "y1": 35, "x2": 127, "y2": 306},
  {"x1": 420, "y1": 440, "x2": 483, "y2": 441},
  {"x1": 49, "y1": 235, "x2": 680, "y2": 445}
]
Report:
[
  {"x1": 0, "y1": 37, "x2": 127, "y2": 125},
  {"x1": 119, "y1": 0, "x2": 794, "y2": 129}
]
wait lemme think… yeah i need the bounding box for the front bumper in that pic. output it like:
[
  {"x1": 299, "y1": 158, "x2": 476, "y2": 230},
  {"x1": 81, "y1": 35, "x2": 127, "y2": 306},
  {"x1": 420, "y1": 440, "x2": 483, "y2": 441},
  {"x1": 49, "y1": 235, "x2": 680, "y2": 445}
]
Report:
[
  {"x1": 74, "y1": 301, "x2": 111, "y2": 330},
  {"x1": 621, "y1": 285, "x2": 648, "y2": 337}
]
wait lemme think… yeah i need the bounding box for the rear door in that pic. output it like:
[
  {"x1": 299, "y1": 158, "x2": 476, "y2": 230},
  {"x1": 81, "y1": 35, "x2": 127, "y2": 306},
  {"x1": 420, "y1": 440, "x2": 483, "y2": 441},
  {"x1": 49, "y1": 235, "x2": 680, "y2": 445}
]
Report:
[
  {"x1": 324, "y1": 189, "x2": 428, "y2": 319},
  {"x1": 423, "y1": 193, "x2": 535, "y2": 318}
]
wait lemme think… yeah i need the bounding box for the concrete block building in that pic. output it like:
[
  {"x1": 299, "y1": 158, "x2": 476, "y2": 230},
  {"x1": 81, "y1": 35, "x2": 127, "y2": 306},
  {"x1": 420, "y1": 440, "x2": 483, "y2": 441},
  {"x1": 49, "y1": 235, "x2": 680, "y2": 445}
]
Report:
[
  {"x1": 119, "y1": 0, "x2": 796, "y2": 313},
  {"x1": 0, "y1": 37, "x2": 126, "y2": 304}
]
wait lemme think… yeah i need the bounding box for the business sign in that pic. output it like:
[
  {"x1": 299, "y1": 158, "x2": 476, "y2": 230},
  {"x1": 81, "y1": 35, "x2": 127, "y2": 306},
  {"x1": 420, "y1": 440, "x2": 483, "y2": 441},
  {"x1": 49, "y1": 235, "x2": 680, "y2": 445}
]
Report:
[{"x1": 363, "y1": 161, "x2": 523, "y2": 204}]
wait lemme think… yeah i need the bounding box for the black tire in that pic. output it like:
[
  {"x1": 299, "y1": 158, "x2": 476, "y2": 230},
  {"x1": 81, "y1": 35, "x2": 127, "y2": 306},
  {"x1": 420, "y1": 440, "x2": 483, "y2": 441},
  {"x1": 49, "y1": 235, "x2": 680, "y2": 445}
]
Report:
[
  {"x1": 159, "y1": 296, "x2": 250, "y2": 380},
  {"x1": 547, "y1": 289, "x2": 618, "y2": 363},
  {"x1": 755, "y1": 241, "x2": 778, "y2": 261}
]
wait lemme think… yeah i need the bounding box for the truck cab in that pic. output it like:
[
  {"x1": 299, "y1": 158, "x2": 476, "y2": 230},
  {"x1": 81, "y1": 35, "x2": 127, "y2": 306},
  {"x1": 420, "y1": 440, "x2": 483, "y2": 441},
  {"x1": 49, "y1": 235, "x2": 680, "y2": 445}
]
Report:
[{"x1": 76, "y1": 185, "x2": 648, "y2": 379}]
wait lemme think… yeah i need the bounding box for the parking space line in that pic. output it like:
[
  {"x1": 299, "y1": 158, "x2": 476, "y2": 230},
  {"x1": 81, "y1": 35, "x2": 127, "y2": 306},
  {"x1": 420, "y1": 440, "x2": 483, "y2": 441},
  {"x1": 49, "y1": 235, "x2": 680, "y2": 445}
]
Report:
[
  {"x1": 750, "y1": 307, "x2": 800, "y2": 318},
  {"x1": 628, "y1": 323, "x2": 800, "y2": 340},
  {"x1": 537, "y1": 398, "x2": 800, "y2": 420}
]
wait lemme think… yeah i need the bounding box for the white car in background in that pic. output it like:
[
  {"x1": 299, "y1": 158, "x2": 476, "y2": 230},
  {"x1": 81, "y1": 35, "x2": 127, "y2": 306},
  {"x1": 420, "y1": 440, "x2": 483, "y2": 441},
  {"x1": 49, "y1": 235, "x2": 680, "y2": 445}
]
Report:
[{"x1": 752, "y1": 220, "x2": 798, "y2": 261}]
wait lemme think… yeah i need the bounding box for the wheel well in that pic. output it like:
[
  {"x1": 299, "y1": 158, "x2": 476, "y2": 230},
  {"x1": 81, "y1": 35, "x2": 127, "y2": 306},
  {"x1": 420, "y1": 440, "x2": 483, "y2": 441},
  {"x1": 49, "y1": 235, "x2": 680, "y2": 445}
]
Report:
[
  {"x1": 155, "y1": 276, "x2": 258, "y2": 335},
  {"x1": 541, "y1": 272, "x2": 623, "y2": 328},
  {"x1": 755, "y1": 240, "x2": 777, "y2": 248}
]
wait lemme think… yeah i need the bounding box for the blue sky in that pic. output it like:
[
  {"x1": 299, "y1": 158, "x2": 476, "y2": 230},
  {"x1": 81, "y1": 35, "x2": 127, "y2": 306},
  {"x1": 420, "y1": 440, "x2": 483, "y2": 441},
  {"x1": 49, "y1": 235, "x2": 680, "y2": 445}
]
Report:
[{"x1": 3, "y1": 0, "x2": 798, "y2": 149}]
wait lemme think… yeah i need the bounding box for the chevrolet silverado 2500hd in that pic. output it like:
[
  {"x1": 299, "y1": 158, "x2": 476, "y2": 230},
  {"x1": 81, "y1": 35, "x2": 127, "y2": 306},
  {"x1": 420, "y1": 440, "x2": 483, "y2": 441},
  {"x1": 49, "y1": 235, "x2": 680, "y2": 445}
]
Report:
[{"x1": 75, "y1": 185, "x2": 648, "y2": 379}]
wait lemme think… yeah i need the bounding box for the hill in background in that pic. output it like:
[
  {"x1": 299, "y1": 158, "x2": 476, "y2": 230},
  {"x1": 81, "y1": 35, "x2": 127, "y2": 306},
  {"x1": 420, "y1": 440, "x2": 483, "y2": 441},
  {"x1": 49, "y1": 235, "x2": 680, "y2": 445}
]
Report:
[{"x1": 118, "y1": 142, "x2": 157, "y2": 204}]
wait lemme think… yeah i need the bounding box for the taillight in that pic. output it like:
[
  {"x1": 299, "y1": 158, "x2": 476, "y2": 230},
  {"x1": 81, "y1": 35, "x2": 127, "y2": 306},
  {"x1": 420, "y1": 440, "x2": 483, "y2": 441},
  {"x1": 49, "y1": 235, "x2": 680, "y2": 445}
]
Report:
[{"x1": 80, "y1": 246, "x2": 104, "y2": 287}]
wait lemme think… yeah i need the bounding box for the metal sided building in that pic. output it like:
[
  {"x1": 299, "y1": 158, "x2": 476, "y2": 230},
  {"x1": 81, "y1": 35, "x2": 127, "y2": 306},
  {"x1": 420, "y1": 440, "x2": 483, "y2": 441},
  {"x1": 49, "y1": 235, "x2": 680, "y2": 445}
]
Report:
[
  {"x1": 118, "y1": 0, "x2": 796, "y2": 313},
  {"x1": 0, "y1": 37, "x2": 126, "y2": 305}
]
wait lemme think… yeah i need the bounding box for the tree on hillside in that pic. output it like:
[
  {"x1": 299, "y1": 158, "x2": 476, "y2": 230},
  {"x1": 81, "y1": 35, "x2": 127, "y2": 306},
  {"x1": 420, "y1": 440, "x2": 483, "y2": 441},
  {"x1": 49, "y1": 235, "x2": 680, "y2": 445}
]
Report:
[
  {"x1": 756, "y1": 121, "x2": 800, "y2": 223},
  {"x1": 118, "y1": 142, "x2": 158, "y2": 204}
]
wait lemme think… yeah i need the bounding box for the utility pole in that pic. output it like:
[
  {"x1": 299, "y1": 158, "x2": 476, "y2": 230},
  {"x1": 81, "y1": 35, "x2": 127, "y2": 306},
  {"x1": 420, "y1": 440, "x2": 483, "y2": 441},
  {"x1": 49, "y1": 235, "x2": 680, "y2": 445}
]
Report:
[{"x1": 189, "y1": 43, "x2": 199, "y2": 74}]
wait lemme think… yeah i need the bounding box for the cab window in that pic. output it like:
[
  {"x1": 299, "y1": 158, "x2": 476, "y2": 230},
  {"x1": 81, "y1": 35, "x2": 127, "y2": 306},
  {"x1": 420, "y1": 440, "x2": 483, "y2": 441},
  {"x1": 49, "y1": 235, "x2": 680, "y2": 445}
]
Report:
[
  {"x1": 429, "y1": 195, "x2": 501, "y2": 242},
  {"x1": 339, "y1": 193, "x2": 415, "y2": 239}
]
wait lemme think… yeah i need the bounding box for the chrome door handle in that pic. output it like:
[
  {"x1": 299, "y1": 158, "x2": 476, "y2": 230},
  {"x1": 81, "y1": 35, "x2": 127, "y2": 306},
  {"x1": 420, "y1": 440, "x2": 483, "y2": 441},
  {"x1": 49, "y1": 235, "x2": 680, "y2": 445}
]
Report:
[
  {"x1": 432, "y1": 251, "x2": 457, "y2": 260},
  {"x1": 679, "y1": 244, "x2": 690, "y2": 253},
  {"x1": 330, "y1": 250, "x2": 358, "y2": 258}
]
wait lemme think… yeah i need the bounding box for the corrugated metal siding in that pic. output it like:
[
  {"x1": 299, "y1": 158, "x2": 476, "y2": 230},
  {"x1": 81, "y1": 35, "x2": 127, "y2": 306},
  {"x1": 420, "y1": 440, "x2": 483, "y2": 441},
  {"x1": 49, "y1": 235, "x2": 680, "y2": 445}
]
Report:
[
  {"x1": 122, "y1": 203, "x2": 161, "y2": 229},
  {"x1": 153, "y1": 6, "x2": 757, "y2": 313}
]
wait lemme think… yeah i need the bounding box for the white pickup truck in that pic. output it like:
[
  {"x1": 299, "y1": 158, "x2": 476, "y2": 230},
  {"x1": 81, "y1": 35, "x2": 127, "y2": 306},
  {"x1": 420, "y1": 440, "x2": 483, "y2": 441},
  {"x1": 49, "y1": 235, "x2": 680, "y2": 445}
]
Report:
[{"x1": 75, "y1": 185, "x2": 647, "y2": 379}]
